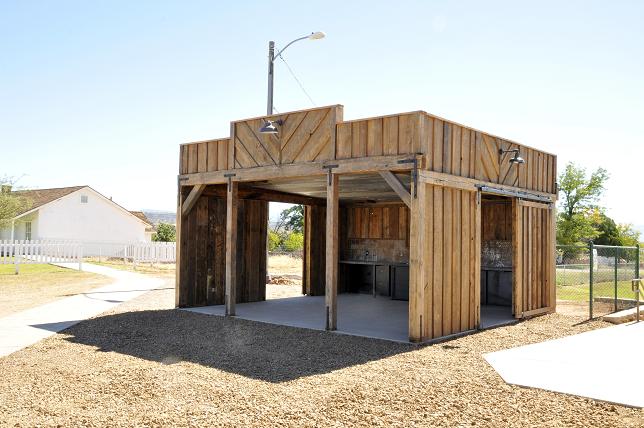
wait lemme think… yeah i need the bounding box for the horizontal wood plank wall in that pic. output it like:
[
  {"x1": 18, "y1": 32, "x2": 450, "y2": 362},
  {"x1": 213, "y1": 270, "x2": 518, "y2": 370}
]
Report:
[
  {"x1": 177, "y1": 193, "x2": 267, "y2": 307},
  {"x1": 419, "y1": 113, "x2": 556, "y2": 194},
  {"x1": 409, "y1": 183, "x2": 479, "y2": 342},
  {"x1": 513, "y1": 200, "x2": 555, "y2": 316},
  {"x1": 336, "y1": 113, "x2": 420, "y2": 160},
  {"x1": 232, "y1": 106, "x2": 342, "y2": 168},
  {"x1": 303, "y1": 205, "x2": 326, "y2": 296},
  {"x1": 180, "y1": 138, "x2": 230, "y2": 175}
]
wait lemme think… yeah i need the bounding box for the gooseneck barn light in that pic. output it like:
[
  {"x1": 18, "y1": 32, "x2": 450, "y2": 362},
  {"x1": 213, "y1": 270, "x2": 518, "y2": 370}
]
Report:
[
  {"x1": 499, "y1": 148, "x2": 525, "y2": 165},
  {"x1": 259, "y1": 119, "x2": 283, "y2": 135},
  {"x1": 260, "y1": 31, "x2": 326, "y2": 134}
]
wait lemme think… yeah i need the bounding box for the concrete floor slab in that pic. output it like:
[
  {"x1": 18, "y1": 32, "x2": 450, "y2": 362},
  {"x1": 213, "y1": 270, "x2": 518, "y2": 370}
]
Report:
[
  {"x1": 480, "y1": 305, "x2": 516, "y2": 329},
  {"x1": 184, "y1": 294, "x2": 410, "y2": 342},
  {"x1": 485, "y1": 321, "x2": 644, "y2": 408},
  {"x1": 0, "y1": 263, "x2": 164, "y2": 358}
]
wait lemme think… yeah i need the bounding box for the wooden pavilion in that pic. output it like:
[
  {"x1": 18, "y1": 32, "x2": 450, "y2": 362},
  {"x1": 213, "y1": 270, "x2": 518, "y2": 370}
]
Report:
[{"x1": 176, "y1": 105, "x2": 557, "y2": 342}]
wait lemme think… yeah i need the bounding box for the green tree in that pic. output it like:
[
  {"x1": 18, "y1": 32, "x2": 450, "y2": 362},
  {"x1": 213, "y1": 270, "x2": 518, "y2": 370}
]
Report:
[
  {"x1": 281, "y1": 231, "x2": 304, "y2": 252},
  {"x1": 275, "y1": 205, "x2": 304, "y2": 234},
  {"x1": 556, "y1": 163, "x2": 608, "y2": 246},
  {"x1": 152, "y1": 222, "x2": 176, "y2": 242},
  {"x1": 0, "y1": 177, "x2": 31, "y2": 229},
  {"x1": 268, "y1": 230, "x2": 281, "y2": 251}
]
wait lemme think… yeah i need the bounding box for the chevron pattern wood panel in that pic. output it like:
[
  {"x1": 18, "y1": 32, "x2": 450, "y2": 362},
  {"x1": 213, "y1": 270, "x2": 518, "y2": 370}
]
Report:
[{"x1": 232, "y1": 106, "x2": 342, "y2": 168}]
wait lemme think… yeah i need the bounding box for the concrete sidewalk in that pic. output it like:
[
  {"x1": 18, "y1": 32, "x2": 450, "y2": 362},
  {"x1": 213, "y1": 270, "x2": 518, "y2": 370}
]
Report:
[
  {"x1": 0, "y1": 263, "x2": 165, "y2": 358},
  {"x1": 485, "y1": 321, "x2": 644, "y2": 408}
]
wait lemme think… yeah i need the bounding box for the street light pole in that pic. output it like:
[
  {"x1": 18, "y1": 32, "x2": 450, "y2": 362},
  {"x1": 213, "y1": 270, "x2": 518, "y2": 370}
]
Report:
[
  {"x1": 264, "y1": 32, "x2": 325, "y2": 118},
  {"x1": 267, "y1": 41, "x2": 275, "y2": 116}
]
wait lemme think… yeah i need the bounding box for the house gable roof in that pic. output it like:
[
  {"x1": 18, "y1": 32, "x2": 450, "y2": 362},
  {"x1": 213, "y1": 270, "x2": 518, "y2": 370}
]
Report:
[
  {"x1": 129, "y1": 211, "x2": 154, "y2": 230},
  {"x1": 10, "y1": 186, "x2": 152, "y2": 229},
  {"x1": 11, "y1": 186, "x2": 86, "y2": 216}
]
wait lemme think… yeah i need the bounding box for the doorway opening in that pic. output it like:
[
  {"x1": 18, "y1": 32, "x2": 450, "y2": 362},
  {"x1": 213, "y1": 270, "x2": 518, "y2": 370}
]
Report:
[{"x1": 480, "y1": 195, "x2": 516, "y2": 328}]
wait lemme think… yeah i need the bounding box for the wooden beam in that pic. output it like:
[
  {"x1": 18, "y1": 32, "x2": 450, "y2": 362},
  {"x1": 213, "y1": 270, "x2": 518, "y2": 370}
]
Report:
[
  {"x1": 179, "y1": 154, "x2": 423, "y2": 186},
  {"x1": 379, "y1": 171, "x2": 411, "y2": 208},
  {"x1": 325, "y1": 173, "x2": 339, "y2": 330},
  {"x1": 201, "y1": 185, "x2": 326, "y2": 206},
  {"x1": 225, "y1": 181, "x2": 238, "y2": 316},
  {"x1": 418, "y1": 170, "x2": 556, "y2": 201},
  {"x1": 181, "y1": 184, "x2": 206, "y2": 216}
]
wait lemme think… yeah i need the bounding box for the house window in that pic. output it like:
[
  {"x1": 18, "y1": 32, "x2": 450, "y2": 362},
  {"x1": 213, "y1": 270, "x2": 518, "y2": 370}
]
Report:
[
  {"x1": 81, "y1": 195, "x2": 88, "y2": 203},
  {"x1": 25, "y1": 222, "x2": 32, "y2": 241}
]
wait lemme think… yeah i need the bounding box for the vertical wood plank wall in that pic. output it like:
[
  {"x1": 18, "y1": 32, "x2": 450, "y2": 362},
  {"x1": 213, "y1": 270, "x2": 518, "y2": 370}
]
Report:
[
  {"x1": 512, "y1": 200, "x2": 556, "y2": 316},
  {"x1": 409, "y1": 183, "x2": 480, "y2": 342},
  {"x1": 303, "y1": 205, "x2": 326, "y2": 296},
  {"x1": 179, "y1": 138, "x2": 230, "y2": 175},
  {"x1": 177, "y1": 193, "x2": 268, "y2": 307}
]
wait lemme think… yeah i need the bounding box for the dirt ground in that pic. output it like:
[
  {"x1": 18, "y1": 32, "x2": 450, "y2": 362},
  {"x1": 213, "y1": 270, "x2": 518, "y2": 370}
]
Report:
[
  {"x1": 0, "y1": 264, "x2": 111, "y2": 318},
  {"x1": 1, "y1": 283, "x2": 642, "y2": 427},
  {"x1": 84, "y1": 258, "x2": 176, "y2": 277}
]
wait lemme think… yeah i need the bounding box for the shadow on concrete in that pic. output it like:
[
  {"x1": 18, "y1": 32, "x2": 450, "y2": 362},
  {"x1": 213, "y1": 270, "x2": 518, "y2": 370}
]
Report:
[{"x1": 61, "y1": 309, "x2": 415, "y2": 383}]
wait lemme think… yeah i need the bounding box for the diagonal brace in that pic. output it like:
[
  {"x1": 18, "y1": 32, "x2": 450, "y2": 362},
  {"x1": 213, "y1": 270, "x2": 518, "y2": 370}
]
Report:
[
  {"x1": 379, "y1": 171, "x2": 411, "y2": 208},
  {"x1": 181, "y1": 184, "x2": 206, "y2": 216}
]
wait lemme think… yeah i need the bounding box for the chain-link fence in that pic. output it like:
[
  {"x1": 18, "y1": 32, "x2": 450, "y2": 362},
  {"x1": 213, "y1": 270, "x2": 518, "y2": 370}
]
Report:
[
  {"x1": 556, "y1": 244, "x2": 641, "y2": 319},
  {"x1": 591, "y1": 244, "x2": 640, "y2": 318},
  {"x1": 556, "y1": 245, "x2": 592, "y2": 317}
]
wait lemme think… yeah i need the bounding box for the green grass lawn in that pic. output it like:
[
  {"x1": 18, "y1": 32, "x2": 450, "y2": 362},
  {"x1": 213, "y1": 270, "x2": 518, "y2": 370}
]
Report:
[{"x1": 557, "y1": 280, "x2": 638, "y2": 302}]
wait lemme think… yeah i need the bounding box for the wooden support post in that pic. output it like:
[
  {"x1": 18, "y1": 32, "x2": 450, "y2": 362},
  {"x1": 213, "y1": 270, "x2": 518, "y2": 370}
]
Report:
[
  {"x1": 225, "y1": 181, "x2": 239, "y2": 316},
  {"x1": 175, "y1": 180, "x2": 183, "y2": 307},
  {"x1": 379, "y1": 171, "x2": 411, "y2": 208},
  {"x1": 325, "y1": 173, "x2": 339, "y2": 330},
  {"x1": 408, "y1": 180, "x2": 427, "y2": 342},
  {"x1": 182, "y1": 183, "x2": 206, "y2": 216}
]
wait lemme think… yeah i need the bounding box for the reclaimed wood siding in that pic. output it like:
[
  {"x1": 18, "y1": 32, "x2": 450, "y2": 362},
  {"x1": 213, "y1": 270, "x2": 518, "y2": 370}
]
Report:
[
  {"x1": 177, "y1": 193, "x2": 267, "y2": 307},
  {"x1": 419, "y1": 113, "x2": 556, "y2": 194},
  {"x1": 409, "y1": 183, "x2": 480, "y2": 342},
  {"x1": 303, "y1": 205, "x2": 326, "y2": 296},
  {"x1": 233, "y1": 106, "x2": 342, "y2": 168},
  {"x1": 345, "y1": 205, "x2": 409, "y2": 241},
  {"x1": 512, "y1": 200, "x2": 555, "y2": 316},
  {"x1": 335, "y1": 113, "x2": 421, "y2": 159},
  {"x1": 179, "y1": 138, "x2": 230, "y2": 175}
]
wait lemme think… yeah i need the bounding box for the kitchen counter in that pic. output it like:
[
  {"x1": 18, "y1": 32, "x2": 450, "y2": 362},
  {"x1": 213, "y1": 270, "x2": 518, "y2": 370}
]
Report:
[
  {"x1": 340, "y1": 260, "x2": 409, "y2": 300},
  {"x1": 339, "y1": 260, "x2": 408, "y2": 266}
]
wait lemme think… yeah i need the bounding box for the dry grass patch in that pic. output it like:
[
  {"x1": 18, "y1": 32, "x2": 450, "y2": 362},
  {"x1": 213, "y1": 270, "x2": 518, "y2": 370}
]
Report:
[
  {"x1": 268, "y1": 254, "x2": 302, "y2": 277},
  {"x1": 0, "y1": 286, "x2": 642, "y2": 427},
  {"x1": 0, "y1": 264, "x2": 111, "y2": 318},
  {"x1": 85, "y1": 258, "x2": 176, "y2": 277}
]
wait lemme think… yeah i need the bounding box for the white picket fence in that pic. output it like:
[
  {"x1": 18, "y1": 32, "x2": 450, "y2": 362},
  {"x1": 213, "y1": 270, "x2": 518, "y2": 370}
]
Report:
[
  {"x1": 0, "y1": 240, "x2": 83, "y2": 273},
  {"x1": 0, "y1": 240, "x2": 176, "y2": 274},
  {"x1": 81, "y1": 241, "x2": 176, "y2": 263}
]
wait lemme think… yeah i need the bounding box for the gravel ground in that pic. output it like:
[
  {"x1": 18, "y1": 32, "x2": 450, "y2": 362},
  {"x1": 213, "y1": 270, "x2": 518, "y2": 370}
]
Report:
[{"x1": 0, "y1": 282, "x2": 642, "y2": 427}]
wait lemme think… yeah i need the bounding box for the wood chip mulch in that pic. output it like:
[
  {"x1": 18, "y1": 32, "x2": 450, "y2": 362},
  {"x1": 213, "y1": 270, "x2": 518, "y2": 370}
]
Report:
[{"x1": 0, "y1": 284, "x2": 642, "y2": 427}]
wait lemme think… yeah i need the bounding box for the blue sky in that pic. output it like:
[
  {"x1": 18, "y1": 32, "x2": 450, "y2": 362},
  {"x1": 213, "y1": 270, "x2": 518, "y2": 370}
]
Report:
[{"x1": 1, "y1": 1, "x2": 642, "y2": 226}]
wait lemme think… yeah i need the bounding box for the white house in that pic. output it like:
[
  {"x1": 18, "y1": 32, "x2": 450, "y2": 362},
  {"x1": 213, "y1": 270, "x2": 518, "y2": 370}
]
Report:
[{"x1": 1, "y1": 186, "x2": 154, "y2": 244}]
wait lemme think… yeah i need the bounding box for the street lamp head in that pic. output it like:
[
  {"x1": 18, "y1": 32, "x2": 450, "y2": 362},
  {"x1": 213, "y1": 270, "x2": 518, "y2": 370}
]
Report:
[{"x1": 308, "y1": 31, "x2": 326, "y2": 40}]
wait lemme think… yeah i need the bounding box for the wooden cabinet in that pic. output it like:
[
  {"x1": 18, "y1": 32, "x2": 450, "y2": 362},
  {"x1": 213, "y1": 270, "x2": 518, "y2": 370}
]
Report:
[{"x1": 391, "y1": 265, "x2": 409, "y2": 300}]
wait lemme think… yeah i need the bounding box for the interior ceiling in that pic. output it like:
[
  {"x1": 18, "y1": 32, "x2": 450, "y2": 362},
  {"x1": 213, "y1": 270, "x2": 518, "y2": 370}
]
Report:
[{"x1": 247, "y1": 172, "x2": 411, "y2": 203}]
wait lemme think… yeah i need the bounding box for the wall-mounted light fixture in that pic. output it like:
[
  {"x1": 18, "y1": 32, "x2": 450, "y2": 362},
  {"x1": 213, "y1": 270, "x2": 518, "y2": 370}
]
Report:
[
  {"x1": 259, "y1": 119, "x2": 283, "y2": 134},
  {"x1": 498, "y1": 148, "x2": 525, "y2": 165}
]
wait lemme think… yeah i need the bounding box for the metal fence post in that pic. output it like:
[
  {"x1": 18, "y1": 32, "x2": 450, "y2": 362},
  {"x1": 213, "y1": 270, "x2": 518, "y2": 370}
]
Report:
[
  {"x1": 589, "y1": 241, "x2": 594, "y2": 319},
  {"x1": 614, "y1": 249, "x2": 618, "y2": 313},
  {"x1": 637, "y1": 244, "x2": 640, "y2": 281}
]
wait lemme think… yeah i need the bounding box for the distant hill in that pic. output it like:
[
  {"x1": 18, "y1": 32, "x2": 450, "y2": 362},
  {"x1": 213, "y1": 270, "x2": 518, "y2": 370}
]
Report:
[{"x1": 142, "y1": 209, "x2": 176, "y2": 225}]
